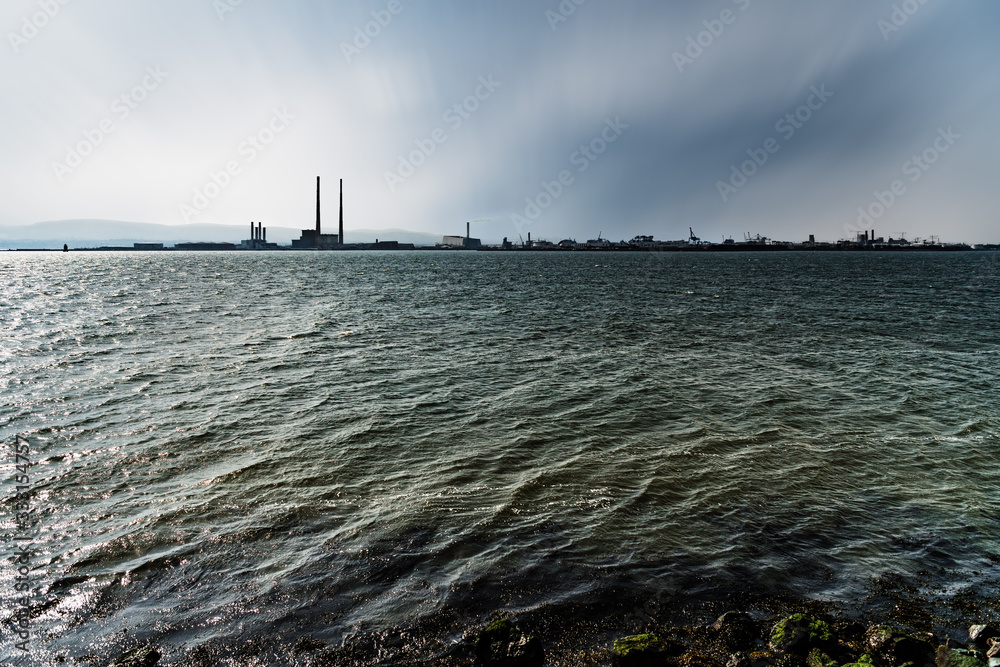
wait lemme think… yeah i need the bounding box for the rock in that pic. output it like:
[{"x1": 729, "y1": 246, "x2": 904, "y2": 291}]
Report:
[
  {"x1": 806, "y1": 648, "x2": 838, "y2": 667},
  {"x1": 680, "y1": 652, "x2": 724, "y2": 667},
  {"x1": 971, "y1": 627, "x2": 1000, "y2": 650},
  {"x1": 714, "y1": 612, "x2": 761, "y2": 652},
  {"x1": 729, "y1": 652, "x2": 753, "y2": 667},
  {"x1": 612, "y1": 634, "x2": 669, "y2": 667},
  {"x1": 867, "y1": 625, "x2": 935, "y2": 666},
  {"x1": 292, "y1": 635, "x2": 327, "y2": 655},
  {"x1": 770, "y1": 615, "x2": 834, "y2": 654},
  {"x1": 112, "y1": 646, "x2": 161, "y2": 667},
  {"x1": 474, "y1": 618, "x2": 544, "y2": 667},
  {"x1": 939, "y1": 648, "x2": 987, "y2": 667},
  {"x1": 987, "y1": 642, "x2": 1000, "y2": 660},
  {"x1": 840, "y1": 655, "x2": 874, "y2": 667}
]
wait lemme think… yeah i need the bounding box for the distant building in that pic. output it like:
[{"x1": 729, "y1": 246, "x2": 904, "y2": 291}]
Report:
[
  {"x1": 442, "y1": 221, "x2": 482, "y2": 248},
  {"x1": 174, "y1": 242, "x2": 236, "y2": 251},
  {"x1": 293, "y1": 176, "x2": 344, "y2": 249},
  {"x1": 292, "y1": 229, "x2": 340, "y2": 249},
  {"x1": 133, "y1": 243, "x2": 164, "y2": 250},
  {"x1": 242, "y1": 222, "x2": 278, "y2": 250},
  {"x1": 442, "y1": 235, "x2": 481, "y2": 249}
]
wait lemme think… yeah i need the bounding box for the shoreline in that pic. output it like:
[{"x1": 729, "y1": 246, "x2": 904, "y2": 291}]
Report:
[{"x1": 50, "y1": 573, "x2": 1000, "y2": 666}]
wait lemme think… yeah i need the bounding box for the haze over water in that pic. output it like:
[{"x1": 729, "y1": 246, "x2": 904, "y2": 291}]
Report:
[{"x1": 2, "y1": 251, "x2": 999, "y2": 664}]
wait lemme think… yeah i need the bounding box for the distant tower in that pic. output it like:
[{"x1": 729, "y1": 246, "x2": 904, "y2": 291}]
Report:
[
  {"x1": 316, "y1": 177, "x2": 321, "y2": 235},
  {"x1": 339, "y1": 179, "x2": 344, "y2": 246}
]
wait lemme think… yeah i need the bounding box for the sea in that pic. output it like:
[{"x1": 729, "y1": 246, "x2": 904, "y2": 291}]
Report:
[{"x1": 1, "y1": 250, "x2": 999, "y2": 665}]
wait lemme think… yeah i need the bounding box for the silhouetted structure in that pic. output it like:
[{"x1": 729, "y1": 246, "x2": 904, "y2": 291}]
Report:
[
  {"x1": 293, "y1": 177, "x2": 340, "y2": 248},
  {"x1": 175, "y1": 242, "x2": 236, "y2": 251},
  {"x1": 442, "y1": 220, "x2": 481, "y2": 249},
  {"x1": 242, "y1": 222, "x2": 277, "y2": 249}
]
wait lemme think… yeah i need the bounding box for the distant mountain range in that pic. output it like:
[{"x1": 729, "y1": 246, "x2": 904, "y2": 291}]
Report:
[{"x1": 0, "y1": 220, "x2": 444, "y2": 248}]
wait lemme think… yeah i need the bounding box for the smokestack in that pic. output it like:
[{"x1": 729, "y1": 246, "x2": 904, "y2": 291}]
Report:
[
  {"x1": 263, "y1": 227, "x2": 266, "y2": 243},
  {"x1": 316, "y1": 177, "x2": 321, "y2": 235},
  {"x1": 467, "y1": 221, "x2": 470, "y2": 239},
  {"x1": 339, "y1": 179, "x2": 344, "y2": 246},
  {"x1": 250, "y1": 221, "x2": 254, "y2": 243},
  {"x1": 257, "y1": 222, "x2": 262, "y2": 242}
]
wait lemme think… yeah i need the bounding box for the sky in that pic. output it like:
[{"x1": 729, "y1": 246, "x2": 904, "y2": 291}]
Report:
[{"x1": 2, "y1": 0, "x2": 998, "y2": 244}]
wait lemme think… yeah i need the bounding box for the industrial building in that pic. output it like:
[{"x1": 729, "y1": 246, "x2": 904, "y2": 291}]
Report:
[
  {"x1": 174, "y1": 242, "x2": 236, "y2": 251},
  {"x1": 241, "y1": 222, "x2": 278, "y2": 250},
  {"x1": 442, "y1": 222, "x2": 482, "y2": 249},
  {"x1": 293, "y1": 177, "x2": 343, "y2": 249}
]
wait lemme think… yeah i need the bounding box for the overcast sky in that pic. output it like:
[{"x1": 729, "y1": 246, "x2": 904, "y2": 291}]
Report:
[{"x1": 3, "y1": 0, "x2": 998, "y2": 243}]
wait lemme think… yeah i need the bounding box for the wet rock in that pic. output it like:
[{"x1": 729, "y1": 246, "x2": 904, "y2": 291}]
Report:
[
  {"x1": 714, "y1": 612, "x2": 761, "y2": 652},
  {"x1": 292, "y1": 635, "x2": 327, "y2": 655},
  {"x1": 775, "y1": 654, "x2": 808, "y2": 667},
  {"x1": 840, "y1": 655, "x2": 874, "y2": 667},
  {"x1": 746, "y1": 651, "x2": 779, "y2": 667},
  {"x1": 867, "y1": 625, "x2": 935, "y2": 667},
  {"x1": 970, "y1": 627, "x2": 1000, "y2": 650},
  {"x1": 612, "y1": 634, "x2": 668, "y2": 667},
  {"x1": 729, "y1": 652, "x2": 754, "y2": 667},
  {"x1": 681, "y1": 651, "x2": 725, "y2": 667},
  {"x1": 770, "y1": 615, "x2": 834, "y2": 654},
  {"x1": 806, "y1": 647, "x2": 838, "y2": 667},
  {"x1": 986, "y1": 640, "x2": 1000, "y2": 659},
  {"x1": 474, "y1": 618, "x2": 544, "y2": 667},
  {"x1": 112, "y1": 646, "x2": 161, "y2": 667},
  {"x1": 938, "y1": 648, "x2": 987, "y2": 667}
]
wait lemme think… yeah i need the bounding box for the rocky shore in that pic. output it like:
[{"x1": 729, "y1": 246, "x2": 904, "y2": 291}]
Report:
[{"x1": 99, "y1": 598, "x2": 1000, "y2": 667}]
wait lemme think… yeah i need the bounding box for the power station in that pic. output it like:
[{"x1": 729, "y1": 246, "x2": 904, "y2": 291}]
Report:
[{"x1": 293, "y1": 177, "x2": 343, "y2": 249}]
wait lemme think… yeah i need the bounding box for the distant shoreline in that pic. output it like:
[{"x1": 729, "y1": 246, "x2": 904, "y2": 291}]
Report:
[{"x1": 3, "y1": 245, "x2": 998, "y2": 253}]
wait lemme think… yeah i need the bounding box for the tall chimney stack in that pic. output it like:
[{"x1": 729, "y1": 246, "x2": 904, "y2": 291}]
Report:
[
  {"x1": 250, "y1": 221, "x2": 254, "y2": 242},
  {"x1": 467, "y1": 221, "x2": 470, "y2": 239},
  {"x1": 263, "y1": 227, "x2": 266, "y2": 243},
  {"x1": 339, "y1": 179, "x2": 344, "y2": 246},
  {"x1": 316, "y1": 177, "x2": 321, "y2": 235},
  {"x1": 257, "y1": 222, "x2": 262, "y2": 242}
]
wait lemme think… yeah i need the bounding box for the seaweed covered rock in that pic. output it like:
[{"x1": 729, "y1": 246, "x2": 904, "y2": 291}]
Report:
[
  {"x1": 806, "y1": 647, "x2": 839, "y2": 667},
  {"x1": 112, "y1": 646, "x2": 161, "y2": 667},
  {"x1": 770, "y1": 615, "x2": 834, "y2": 654},
  {"x1": 474, "y1": 618, "x2": 543, "y2": 667},
  {"x1": 840, "y1": 655, "x2": 874, "y2": 667},
  {"x1": 714, "y1": 612, "x2": 761, "y2": 652},
  {"x1": 613, "y1": 634, "x2": 670, "y2": 667},
  {"x1": 938, "y1": 648, "x2": 987, "y2": 667},
  {"x1": 866, "y1": 625, "x2": 934, "y2": 667}
]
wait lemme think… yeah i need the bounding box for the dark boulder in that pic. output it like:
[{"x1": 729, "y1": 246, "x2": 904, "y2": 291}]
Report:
[
  {"x1": 112, "y1": 646, "x2": 161, "y2": 667},
  {"x1": 866, "y1": 625, "x2": 935, "y2": 667},
  {"x1": 970, "y1": 627, "x2": 1000, "y2": 651},
  {"x1": 714, "y1": 612, "x2": 761, "y2": 652},
  {"x1": 474, "y1": 618, "x2": 544, "y2": 667},
  {"x1": 612, "y1": 634, "x2": 670, "y2": 667}
]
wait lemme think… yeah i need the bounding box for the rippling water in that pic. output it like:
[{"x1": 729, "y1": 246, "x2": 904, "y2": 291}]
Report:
[{"x1": 2, "y1": 250, "x2": 999, "y2": 664}]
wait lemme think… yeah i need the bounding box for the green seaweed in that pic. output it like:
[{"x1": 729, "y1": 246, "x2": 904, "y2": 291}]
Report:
[
  {"x1": 770, "y1": 614, "x2": 833, "y2": 653},
  {"x1": 614, "y1": 634, "x2": 665, "y2": 656}
]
